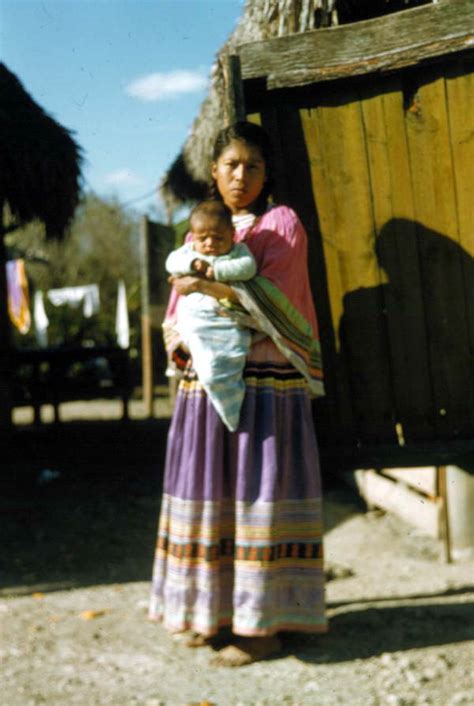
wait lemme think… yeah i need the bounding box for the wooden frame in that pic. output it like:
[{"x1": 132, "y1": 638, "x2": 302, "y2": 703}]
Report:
[
  {"x1": 239, "y1": 0, "x2": 474, "y2": 89},
  {"x1": 232, "y1": 0, "x2": 474, "y2": 469},
  {"x1": 222, "y1": 54, "x2": 246, "y2": 125}
]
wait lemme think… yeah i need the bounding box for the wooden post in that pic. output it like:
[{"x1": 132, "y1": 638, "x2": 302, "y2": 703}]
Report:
[
  {"x1": 0, "y1": 230, "x2": 12, "y2": 429},
  {"x1": 140, "y1": 215, "x2": 154, "y2": 418},
  {"x1": 445, "y1": 465, "x2": 474, "y2": 562},
  {"x1": 222, "y1": 54, "x2": 246, "y2": 126},
  {"x1": 437, "y1": 465, "x2": 452, "y2": 564}
]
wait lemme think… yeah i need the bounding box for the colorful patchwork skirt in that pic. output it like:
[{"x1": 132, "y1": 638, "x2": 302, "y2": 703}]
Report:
[{"x1": 149, "y1": 342, "x2": 326, "y2": 637}]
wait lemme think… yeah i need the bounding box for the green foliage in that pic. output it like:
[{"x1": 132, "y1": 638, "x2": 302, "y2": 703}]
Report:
[{"x1": 7, "y1": 192, "x2": 141, "y2": 350}]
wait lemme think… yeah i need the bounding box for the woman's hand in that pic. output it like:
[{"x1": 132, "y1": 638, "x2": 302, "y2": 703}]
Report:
[{"x1": 168, "y1": 275, "x2": 202, "y2": 296}]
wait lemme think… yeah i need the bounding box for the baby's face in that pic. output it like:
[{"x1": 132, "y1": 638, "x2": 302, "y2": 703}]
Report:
[{"x1": 191, "y1": 216, "x2": 234, "y2": 257}]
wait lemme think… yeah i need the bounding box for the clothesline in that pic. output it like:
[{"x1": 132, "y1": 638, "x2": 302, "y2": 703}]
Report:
[{"x1": 6, "y1": 260, "x2": 129, "y2": 348}]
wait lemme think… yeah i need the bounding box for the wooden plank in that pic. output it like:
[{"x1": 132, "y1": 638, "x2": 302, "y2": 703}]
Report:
[
  {"x1": 299, "y1": 107, "x2": 344, "y2": 335},
  {"x1": 446, "y1": 59, "x2": 474, "y2": 256},
  {"x1": 257, "y1": 105, "x2": 289, "y2": 205},
  {"x1": 140, "y1": 216, "x2": 154, "y2": 418},
  {"x1": 437, "y1": 466, "x2": 452, "y2": 562},
  {"x1": 258, "y1": 104, "x2": 340, "y2": 445},
  {"x1": 259, "y1": 104, "x2": 343, "y2": 445},
  {"x1": 445, "y1": 464, "x2": 474, "y2": 561},
  {"x1": 299, "y1": 104, "x2": 357, "y2": 444},
  {"x1": 239, "y1": 1, "x2": 474, "y2": 88},
  {"x1": 405, "y1": 64, "x2": 473, "y2": 439},
  {"x1": 246, "y1": 112, "x2": 262, "y2": 126},
  {"x1": 359, "y1": 78, "x2": 436, "y2": 442},
  {"x1": 445, "y1": 59, "x2": 474, "y2": 430},
  {"x1": 354, "y1": 469, "x2": 440, "y2": 537},
  {"x1": 302, "y1": 87, "x2": 397, "y2": 443},
  {"x1": 381, "y1": 467, "x2": 438, "y2": 497},
  {"x1": 222, "y1": 54, "x2": 246, "y2": 125}
]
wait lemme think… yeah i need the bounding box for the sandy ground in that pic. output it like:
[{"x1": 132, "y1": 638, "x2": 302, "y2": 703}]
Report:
[
  {"x1": 11, "y1": 388, "x2": 173, "y2": 426},
  {"x1": 2, "y1": 400, "x2": 473, "y2": 706}
]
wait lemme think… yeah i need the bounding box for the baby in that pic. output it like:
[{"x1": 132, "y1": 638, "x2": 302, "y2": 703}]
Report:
[{"x1": 165, "y1": 200, "x2": 257, "y2": 431}]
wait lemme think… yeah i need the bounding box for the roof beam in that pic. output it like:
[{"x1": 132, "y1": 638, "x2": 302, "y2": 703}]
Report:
[{"x1": 238, "y1": 0, "x2": 474, "y2": 89}]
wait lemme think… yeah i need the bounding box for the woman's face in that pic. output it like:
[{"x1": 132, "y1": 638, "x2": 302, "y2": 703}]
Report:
[{"x1": 211, "y1": 139, "x2": 266, "y2": 215}]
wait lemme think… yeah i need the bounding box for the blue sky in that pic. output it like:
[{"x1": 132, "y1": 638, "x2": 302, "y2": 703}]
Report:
[{"x1": 1, "y1": 0, "x2": 244, "y2": 219}]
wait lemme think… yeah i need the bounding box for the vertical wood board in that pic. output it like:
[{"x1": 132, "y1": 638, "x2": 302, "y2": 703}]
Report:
[
  {"x1": 445, "y1": 63, "x2": 474, "y2": 430},
  {"x1": 446, "y1": 64, "x2": 474, "y2": 256},
  {"x1": 257, "y1": 104, "x2": 345, "y2": 442},
  {"x1": 300, "y1": 105, "x2": 357, "y2": 442},
  {"x1": 241, "y1": 52, "x2": 474, "y2": 449},
  {"x1": 302, "y1": 88, "x2": 397, "y2": 442},
  {"x1": 360, "y1": 80, "x2": 435, "y2": 441},
  {"x1": 405, "y1": 67, "x2": 472, "y2": 438}
]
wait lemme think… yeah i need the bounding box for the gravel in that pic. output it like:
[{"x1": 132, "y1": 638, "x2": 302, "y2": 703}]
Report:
[{"x1": 2, "y1": 414, "x2": 473, "y2": 706}]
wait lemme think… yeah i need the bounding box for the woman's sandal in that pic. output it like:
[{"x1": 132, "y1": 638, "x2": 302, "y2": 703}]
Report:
[
  {"x1": 210, "y1": 635, "x2": 282, "y2": 667},
  {"x1": 181, "y1": 629, "x2": 233, "y2": 649}
]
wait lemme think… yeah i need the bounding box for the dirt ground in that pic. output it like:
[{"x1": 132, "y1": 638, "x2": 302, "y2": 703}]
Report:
[{"x1": 1, "y1": 399, "x2": 473, "y2": 706}]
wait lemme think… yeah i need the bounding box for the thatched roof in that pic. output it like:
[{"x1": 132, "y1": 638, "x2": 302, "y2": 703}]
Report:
[
  {"x1": 160, "y1": 0, "x2": 433, "y2": 214},
  {"x1": 0, "y1": 62, "x2": 82, "y2": 239}
]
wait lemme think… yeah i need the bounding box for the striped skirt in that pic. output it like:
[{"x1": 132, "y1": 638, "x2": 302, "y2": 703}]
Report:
[{"x1": 149, "y1": 346, "x2": 326, "y2": 637}]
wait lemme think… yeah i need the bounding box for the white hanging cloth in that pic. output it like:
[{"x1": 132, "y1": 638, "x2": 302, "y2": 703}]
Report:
[
  {"x1": 115, "y1": 279, "x2": 129, "y2": 349},
  {"x1": 47, "y1": 284, "x2": 100, "y2": 317},
  {"x1": 34, "y1": 291, "x2": 49, "y2": 348}
]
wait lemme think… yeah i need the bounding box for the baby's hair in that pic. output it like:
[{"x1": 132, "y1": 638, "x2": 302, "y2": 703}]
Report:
[{"x1": 189, "y1": 199, "x2": 234, "y2": 229}]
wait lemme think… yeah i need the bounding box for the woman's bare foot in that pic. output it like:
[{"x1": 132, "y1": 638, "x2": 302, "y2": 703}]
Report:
[{"x1": 210, "y1": 635, "x2": 282, "y2": 667}]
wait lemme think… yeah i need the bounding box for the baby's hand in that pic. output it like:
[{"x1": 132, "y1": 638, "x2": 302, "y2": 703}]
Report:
[
  {"x1": 205, "y1": 266, "x2": 215, "y2": 280},
  {"x1": 191, "y1": 259, "x2": 208, "y2": 274}
]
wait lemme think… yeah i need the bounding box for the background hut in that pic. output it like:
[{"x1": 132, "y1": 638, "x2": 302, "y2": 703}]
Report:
[
  {"x1": 159, "y1": 0, "x2": 473, "y2": 463},
  {"x1": 231, "y1": 0, "x2": 474, "y2": 460},
  {"x1": 159, "y1": 0, "x2": 474, "y2": 558},
  {"x1": 0, "y1": 62, "x2": 82, "y2": 426}
]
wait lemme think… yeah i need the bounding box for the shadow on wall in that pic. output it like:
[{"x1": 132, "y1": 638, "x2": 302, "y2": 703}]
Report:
[{"x1": 316, "y1": 219, "x2": 474, "y2": 450}]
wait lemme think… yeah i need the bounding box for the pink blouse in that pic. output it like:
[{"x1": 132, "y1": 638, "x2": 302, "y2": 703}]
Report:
[{"x1": 165, "y1": 204, "x2": 319, "y2": 366}]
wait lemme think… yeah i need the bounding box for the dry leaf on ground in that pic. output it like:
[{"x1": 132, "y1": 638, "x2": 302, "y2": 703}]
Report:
[{"x1": 79, "y1": 609, "x2": 109, "y2": 620}]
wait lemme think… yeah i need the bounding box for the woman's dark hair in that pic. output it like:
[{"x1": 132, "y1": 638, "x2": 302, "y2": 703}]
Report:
[{"x1": 210, "y1": 121, "x2": 274, "y2": 207}]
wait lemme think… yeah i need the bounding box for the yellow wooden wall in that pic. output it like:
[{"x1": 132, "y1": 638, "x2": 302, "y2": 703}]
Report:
[{"x1": 253, "y1": 56, "x2": 474, "y2": 448}]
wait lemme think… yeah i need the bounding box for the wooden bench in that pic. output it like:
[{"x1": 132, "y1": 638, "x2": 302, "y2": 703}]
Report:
[{"x1": 12, "y1": 345, "x2": 133, "y2": 423}]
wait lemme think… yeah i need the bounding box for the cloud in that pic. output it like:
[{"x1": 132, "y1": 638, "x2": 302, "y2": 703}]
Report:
[
  {"x1": 103, "y1": 169, "x2": 142, "y2": 187},
  {"x1": 126, "y1": 69, "x2": 208, "y2": 102}
]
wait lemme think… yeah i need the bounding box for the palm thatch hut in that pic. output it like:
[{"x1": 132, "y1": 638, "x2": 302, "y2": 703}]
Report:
[
  {"x1": 158, "y1": 0, "x2": 474, "y2": 558},
  {"x1": 159, "y1": 0, "x2": 473, "y2": 457},
  {"x1": 160, "y1": 0, "x2": 434, "y2": 214},
  {"x1": 0, "y1": 62, "x2": 82, "y2": 426}
]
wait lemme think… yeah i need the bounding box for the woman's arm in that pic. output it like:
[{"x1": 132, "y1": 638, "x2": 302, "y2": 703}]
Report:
[{"x1": 169, "y1": 275, "x2": 239, "y2": 302}]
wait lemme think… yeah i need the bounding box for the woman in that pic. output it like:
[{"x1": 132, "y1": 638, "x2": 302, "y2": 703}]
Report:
[{"x1": 149, "y1": 121, "x2": 326, "y2": 667}]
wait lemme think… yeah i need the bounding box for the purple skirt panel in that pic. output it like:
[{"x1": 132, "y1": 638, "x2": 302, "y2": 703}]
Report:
[{"x1": 149, "y1": 362, "x2": 327, "y2": 637}]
